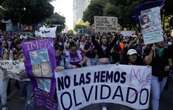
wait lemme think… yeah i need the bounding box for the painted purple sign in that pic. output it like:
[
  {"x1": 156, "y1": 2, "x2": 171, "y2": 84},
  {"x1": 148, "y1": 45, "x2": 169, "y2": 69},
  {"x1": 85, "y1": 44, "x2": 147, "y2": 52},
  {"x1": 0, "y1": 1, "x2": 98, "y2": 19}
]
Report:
[
  {"x1": 34, "y1": 88, "x2": 57, "y2": 110},
  {"x1": 22, "y1": 38, "x2": 56, "y2": 95}
]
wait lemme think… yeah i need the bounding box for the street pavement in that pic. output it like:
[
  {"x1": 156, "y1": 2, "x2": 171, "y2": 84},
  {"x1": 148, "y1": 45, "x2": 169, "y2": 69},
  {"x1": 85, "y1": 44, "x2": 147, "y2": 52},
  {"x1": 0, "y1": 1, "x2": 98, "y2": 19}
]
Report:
[{"x1": 6, "y1": 79, "x2": 173, "y2": 110}]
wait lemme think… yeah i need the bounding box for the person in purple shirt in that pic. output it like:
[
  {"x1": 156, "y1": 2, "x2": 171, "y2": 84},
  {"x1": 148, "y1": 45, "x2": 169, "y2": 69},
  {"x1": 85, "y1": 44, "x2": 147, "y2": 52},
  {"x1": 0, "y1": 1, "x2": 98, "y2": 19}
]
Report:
[{"x1": 65, "y1": 41, "x2": 87, "y2": 69}]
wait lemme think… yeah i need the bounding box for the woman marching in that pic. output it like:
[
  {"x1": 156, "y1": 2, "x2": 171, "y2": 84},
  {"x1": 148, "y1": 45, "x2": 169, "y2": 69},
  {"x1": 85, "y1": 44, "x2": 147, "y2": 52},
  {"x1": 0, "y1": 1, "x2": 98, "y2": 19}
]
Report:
[{"x1": 144, "y1": 42, "x2": 170, "y2": 110}]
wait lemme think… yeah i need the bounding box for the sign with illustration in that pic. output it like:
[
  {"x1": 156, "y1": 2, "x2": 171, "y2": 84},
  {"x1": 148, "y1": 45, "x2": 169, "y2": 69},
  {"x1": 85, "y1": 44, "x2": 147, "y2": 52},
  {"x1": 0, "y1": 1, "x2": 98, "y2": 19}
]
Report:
[
  {"x1": 139, "y1": 7, "x2": 163, "y2": 44},
  {"x1": 22, "y1": 38, "x2": 56, "y2": 94}
]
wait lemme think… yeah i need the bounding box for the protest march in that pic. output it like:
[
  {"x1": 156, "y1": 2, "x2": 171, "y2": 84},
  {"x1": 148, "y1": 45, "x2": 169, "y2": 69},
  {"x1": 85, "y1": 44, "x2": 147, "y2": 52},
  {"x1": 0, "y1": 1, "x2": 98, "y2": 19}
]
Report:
[{"x1": 0, "y1": 0, "x2": 173, "y2": 110}]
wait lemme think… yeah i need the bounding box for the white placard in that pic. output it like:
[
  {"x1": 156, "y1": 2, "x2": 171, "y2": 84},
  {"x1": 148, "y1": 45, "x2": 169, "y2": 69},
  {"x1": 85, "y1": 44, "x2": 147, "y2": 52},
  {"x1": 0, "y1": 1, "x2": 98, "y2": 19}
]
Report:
[
  {"x1": 0, "y1": 60, "x2": 25, "y2": 80},
  {"x1": 0, "y1": 60, "x2": 25, "y2": 73},
  {"x1": 121, "y1": 31, "x2": 135, "y2": 37},
  {"x1": 140, "y1": 7, "x2": 163, "y2": 44},
  {"x1": 35, "y1": 25, "x2": 57, "y2": 38},
  {"x1": 94, "y1": 16, "x2": 118, "y2": 32}
]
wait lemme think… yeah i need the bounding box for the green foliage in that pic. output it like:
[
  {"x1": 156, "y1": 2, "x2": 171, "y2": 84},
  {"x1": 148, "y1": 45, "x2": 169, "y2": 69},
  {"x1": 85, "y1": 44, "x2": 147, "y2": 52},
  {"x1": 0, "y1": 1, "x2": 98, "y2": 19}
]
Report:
[
  {"x1": 1, "y1": 0, "x2": 54, "y2": 24},
  {"x1": 45, "y1": 13, "x2": 65, "y2": 33},
  {"x1": 0, "y1": 8, "x2": 5, "y2": 19},
  {"x1": 74, "y1": 20, "x2": 89, "y2": 31},
  {"x1": 83, "y1": 0, "x2": 142, "y2": 28},
  {"x1": 164, "y1": 0, "x2": 173, "y2": 16},
  {"x1": 83, "y1": 0, "x2": 105, "y2": 24},
  {"x1": 67, "y1": 30, "x2": 74, "y2": 36},
  {"x1": 84, "y1": 0, "x2": 173, "y2": 28}
]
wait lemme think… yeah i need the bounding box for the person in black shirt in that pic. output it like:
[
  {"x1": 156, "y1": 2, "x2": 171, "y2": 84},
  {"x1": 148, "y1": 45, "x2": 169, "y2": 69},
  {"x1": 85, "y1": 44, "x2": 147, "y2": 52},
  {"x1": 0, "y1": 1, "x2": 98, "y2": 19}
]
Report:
[
  {"x1": 167, "y1": 38, "x2": 173, "y2": 90},
  {"x1": 120, "y1": 49, "x2": 144, "y2": 65},
  {"x1": 167, "y1": 39, "x2": 173, "y2": 72},
  {"x1": 83, "y1": 36, "x2": 97, "y2": 66},
  {"x1": 92, "y1": 33, "x2": 117, "y2": 64},
  {"x1": 144, "y1": 42, "x2": 169, "y2": 110},
  {"x1": 118, "y1": 48, "x2": 144, "y2": 110}
]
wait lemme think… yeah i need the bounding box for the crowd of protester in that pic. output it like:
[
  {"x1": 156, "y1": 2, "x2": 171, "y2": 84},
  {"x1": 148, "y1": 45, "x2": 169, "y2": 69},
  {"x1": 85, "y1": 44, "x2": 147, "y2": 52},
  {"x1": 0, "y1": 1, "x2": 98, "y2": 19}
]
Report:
[
  {"x1": 54, "y1": 31, "x2": 173, "y2": 110},
  {"x1": 0, "y1": 29, "x2": 173, "y2": 110}
]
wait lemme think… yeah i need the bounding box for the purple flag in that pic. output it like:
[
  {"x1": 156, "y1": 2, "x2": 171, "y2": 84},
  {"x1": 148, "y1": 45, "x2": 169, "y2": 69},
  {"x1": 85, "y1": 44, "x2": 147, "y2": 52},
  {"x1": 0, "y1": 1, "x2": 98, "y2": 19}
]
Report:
[{"x1": 22, "y1": 38, "x2": 57, "y2": 109}]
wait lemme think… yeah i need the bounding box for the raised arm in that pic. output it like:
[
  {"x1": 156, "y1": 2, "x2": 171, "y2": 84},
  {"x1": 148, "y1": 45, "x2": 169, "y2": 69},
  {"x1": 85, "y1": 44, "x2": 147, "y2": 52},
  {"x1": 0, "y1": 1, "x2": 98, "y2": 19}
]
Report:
[
  {"x1": 109, "y1": 35, "x2": 118, "y2": 49},
  {"x1": 144, "y1": 45, "x2": 155, "y2": 65},
  {"x1": 91, "y1": 35, "x2": 100, "y2": 50}
]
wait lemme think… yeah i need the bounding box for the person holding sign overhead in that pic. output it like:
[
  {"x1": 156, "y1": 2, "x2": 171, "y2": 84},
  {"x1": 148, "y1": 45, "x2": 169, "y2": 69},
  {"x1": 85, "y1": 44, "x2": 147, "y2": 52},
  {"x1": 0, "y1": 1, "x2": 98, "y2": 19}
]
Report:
[
  {"x1": 92, "y1": 33, "x2": 117, "y2": 64},
  {"x1": 144, "y1": 42, "x2": 169, "y2": 110}
]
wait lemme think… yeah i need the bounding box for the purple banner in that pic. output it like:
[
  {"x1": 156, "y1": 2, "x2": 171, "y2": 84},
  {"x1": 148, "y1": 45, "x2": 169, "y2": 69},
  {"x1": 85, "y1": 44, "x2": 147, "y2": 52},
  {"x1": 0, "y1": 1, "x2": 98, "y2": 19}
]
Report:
[
  {"x1": 34, "y1": 88, "x2": 57, "y2": 110},
  {"x1": 22, "y1": 38, "x2": 57, "y2": 95}
]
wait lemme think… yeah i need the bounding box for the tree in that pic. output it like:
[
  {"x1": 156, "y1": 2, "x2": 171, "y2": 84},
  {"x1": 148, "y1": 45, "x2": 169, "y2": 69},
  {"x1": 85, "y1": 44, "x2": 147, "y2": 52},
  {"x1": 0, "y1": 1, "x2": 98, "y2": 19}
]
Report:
[
  {"x1": 45, "y1": 13, "x2": 65, "y2": 33},
  {"x1": 0, "y1": 7, "x2": 5, "y2": 19},
  {"x1": 164, "y1": 0, "x2": 173, "y2": 16},
  {"x1": 83, "y1": 0, "x2": 105, "y2": 24},
  {"x1": 0, "y1": 0, "x2": 7, "y2": 19},
  {"x1": 67, "y1": 30, "x2": 74, "y2": 36},
  {"x1": 83, "y1": 0, "x2": 141, "y2": 28},
  {"x1": 1, "y1": 0, "x2": 54, "y2": 24},
  {"x1": 162, "y1": 0, "x2": 173, "y2": 30},
  {"x1": 74, "y1": 20, "x2": 90, "y2": 32}
]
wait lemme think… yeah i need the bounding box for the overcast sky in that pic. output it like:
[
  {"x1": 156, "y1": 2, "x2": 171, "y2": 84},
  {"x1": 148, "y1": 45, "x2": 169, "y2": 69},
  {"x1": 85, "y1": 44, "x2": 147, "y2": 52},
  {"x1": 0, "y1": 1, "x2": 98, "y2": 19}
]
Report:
[{"x1": 51, "y1": 0, "x2": 73, "y2": 29}]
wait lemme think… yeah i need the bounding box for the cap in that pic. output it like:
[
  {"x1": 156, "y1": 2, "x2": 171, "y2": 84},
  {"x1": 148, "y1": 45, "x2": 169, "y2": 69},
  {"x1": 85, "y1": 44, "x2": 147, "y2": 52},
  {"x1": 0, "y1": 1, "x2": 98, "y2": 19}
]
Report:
[
  {"x1": 127, "y1": 49, "x2": 137, "y2": 55},
  {"x1": 132, "y1": 34, "x2": 137, "y2": 38}
]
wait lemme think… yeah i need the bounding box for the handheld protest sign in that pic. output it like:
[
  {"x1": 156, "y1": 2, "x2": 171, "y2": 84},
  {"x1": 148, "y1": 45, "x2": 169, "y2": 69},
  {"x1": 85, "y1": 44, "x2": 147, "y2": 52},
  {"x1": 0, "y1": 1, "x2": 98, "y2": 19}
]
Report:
[
  {"x1": 22, "y1": 38, "x2": 57, "y2": 110},
  {"x1": 0, "y1": 60, "x2": 25, "y2": 80},
  {"x1": 139, "y1": 7, "x2": 164, "y2": 45},
  {"x1": 22, "y1": 38, "x2": 56, "y2": 95},
  {"x1": 35, "y1": 25, "x2": 57, "y2": 38},
  {"x1": 94, "y1": 16, "x2": 118, "y2": 33}
]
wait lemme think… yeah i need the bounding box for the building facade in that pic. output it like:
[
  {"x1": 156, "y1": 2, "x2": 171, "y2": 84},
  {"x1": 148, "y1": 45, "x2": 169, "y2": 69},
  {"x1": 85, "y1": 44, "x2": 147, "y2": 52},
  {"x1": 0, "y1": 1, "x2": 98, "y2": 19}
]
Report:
[{"x1": 73, "y1": 0, "x2": 91, "y2": 27}]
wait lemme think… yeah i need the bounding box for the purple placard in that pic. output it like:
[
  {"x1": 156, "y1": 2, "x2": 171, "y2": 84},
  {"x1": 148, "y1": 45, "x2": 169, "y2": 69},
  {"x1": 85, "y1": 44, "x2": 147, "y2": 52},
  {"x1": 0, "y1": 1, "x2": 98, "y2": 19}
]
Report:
[
  {"x1": 34, "y1": 88, "x2": 57, "y2": 110},
  {"x1": 22, "y1": 38, "x2": 57, "y2": 96}
]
